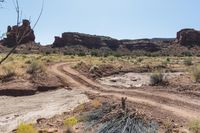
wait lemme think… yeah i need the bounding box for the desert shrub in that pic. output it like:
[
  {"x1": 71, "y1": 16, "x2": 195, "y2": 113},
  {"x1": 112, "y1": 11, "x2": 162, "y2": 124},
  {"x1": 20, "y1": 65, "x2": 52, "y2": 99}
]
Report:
[
  {"x1": 184, "y1": 58, "x2": 193, "y2": 66},
  {"x1": 77, "y1": 52, "x2": 86, "y2": 56},
  {"x1": 181, "y1": 51, "x2": 193, "y2": 57},
  {"x1": 89, "y1": 65, "x2": 99, "y2": 73},
  {"x1": 0, "y1": 64, "x2": 16, "y2": 82},
  {"x1": 26, "y1": 61, "x2": 45, "y2": 74},
  {"x1": 64, "y1": 51, "x2": 74, "y2": 55},
  {"x1": 136, "y1": 57, "x2": 143, "y2": 63},
  {"x1": 162, "y1": 58, "x2": 170, "y2": 66},
  {"x1": 150, "y1": 72, "x2": 165, "y2": 85},
  {"x1": 16, "y1": 123, "x2": 36, "y2": 133},
  {"x1": 91, "y1": 99, "x2": 101, "y2": 108},
  {"x1": 91, "y1": 51, "x2": 98, "y2": 57},
  {"x1": 73, "y1": 61, "x2": 86, "y2": 69},
  {"x1": 108, "y1": 56, "x2": 115, "y2": 61},
  {"x1": 113, "y1": 52, "x2": 122, "y2": 57},
  {"x1": 191, "y1": 65, "x2": 200, "y2": 82},
  {"x1": 25, "y1": 60, "x2": 31, "y2": 64},
  {"x1": 45, "y1": 51, "x2": 51, "y2": 55},
  {"x1": 64, "y1": 116, "x2": 78, "y2": 127},
  {"x1": 188, "y1": 119, "x2": 200, "y2": 133}
]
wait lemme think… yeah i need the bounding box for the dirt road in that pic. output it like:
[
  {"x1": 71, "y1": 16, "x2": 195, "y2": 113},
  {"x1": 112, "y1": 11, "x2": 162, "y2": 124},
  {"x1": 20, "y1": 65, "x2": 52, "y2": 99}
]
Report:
[{"x1": 51, "y1": 63, "x2": 200, "y2": 126}]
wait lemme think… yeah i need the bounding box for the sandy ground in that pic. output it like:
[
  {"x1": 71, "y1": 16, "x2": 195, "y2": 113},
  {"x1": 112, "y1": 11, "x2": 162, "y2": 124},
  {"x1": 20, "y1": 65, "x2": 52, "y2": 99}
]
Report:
[
  {"x1": 1, "y1": 62, "x2": 200, "y2": 132},
  {"x1": 0, "y1": 89, "x2": 89, "y2": 133},
  {"x1": 98, "y1": 72, "x2": 183, "y2": 88}
]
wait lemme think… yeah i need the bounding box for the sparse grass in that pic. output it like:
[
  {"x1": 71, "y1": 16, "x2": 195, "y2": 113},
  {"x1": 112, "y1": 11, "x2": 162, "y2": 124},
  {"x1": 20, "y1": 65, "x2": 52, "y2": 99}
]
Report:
[
  {"x1": 0, "y1": 63, "x2": 16, "y2": 82},
  {"x1": 64, "y1": 116, "x2": 78, "y2": 127},
  {"x1": 26, "y1": 60, "x2": 45, "y2": 74},
  {"x1": 191, "y1": 65, "x2": 200, "y2": 82},
  {"x1": 16, "y1": 123, "x2": 37, "y2": 133},
  {"x1": 184, "y1": 58, "x2": 193, "y2": 66},
  {"x1": 188, "y1": 119, "x2": 200, "y2": 133},
  {"x1": 150, "y1": 72, "x2": 165, "y2": 85}
]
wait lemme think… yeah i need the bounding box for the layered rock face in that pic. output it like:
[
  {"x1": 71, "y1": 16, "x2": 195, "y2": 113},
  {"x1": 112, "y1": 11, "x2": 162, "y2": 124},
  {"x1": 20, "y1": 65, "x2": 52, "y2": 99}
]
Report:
[
  {"x1": 2, "y1": 19, "x2": 35, "y2": 47},
  {"x1": 176, "y1": 29, "x2": 200, "y2": 46},
  {"x1": 53, "y1": 32, "x2": 120, "y2": 50},
  {"x1": 53, "y1": 32, "x2": 174, "y2": 52}
]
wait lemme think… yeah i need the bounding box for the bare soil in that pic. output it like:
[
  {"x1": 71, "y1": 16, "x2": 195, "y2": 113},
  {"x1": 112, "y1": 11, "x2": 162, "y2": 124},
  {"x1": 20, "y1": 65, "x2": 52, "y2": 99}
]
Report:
[
  {"x1": 51, "y1": 62, "x2": 200, "y2": 132},
  {"x1": 0, "y1": 89, "x2": 89, "y2": 133}
]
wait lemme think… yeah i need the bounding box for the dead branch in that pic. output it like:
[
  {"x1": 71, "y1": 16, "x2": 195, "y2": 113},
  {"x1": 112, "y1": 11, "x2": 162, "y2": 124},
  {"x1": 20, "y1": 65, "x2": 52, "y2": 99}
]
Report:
[{"x1": 0, "y1": 0, "x2": 44, "y2": 64}]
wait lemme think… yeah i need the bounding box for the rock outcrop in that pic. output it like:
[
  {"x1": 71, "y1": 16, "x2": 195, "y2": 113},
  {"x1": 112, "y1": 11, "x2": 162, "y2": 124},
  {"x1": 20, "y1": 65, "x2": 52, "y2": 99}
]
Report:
[
  {"x1": 52, "y1": 32, "x2": 173, "y2": 52},
  {"x1": 2, "y1": 19, "x2": 35, "y2": 47},
  {"x1": 176, "y1": 29, "x2": 200, "y2": 46},
  {"x1": 53, "y1": 32, "x2": 120, "y2": 50}
]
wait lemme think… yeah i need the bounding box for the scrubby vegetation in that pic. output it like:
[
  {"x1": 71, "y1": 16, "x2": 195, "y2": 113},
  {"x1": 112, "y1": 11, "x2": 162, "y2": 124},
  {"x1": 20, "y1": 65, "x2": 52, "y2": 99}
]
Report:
[
  {"x1": 184, "y1": 58, "x2": 193, "y2": 66},
  {"x1": 188, "y1": 119, "x2": 200, "y2": 133},
  {"x1": 16, "y1": 123, "x2": 36, "y2": 133},
  {"x1": 0, "y1": 63, "x2": 16, "y2": 82},
  {"x1": 191, "y1": 65, "x2": 200, "y2": 82},
  {"x1": 91, "y1": 99, "x2": 102, "y2": 108},
  {"x1": 64, "y1": 116, "x2": 78, "y2": 127},
  {"x1": 150, "y1": 72, "x2": 165, "y2": 85},
  {"x1": 26, "y1": 60, "x2": 45, "y2": 74}
]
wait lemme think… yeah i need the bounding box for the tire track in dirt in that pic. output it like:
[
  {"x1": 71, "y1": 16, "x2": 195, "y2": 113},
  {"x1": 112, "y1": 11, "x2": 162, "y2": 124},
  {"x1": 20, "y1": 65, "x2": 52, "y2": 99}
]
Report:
[{"x1": 51, "y1": 63, "x2": 200, "y2": 121}]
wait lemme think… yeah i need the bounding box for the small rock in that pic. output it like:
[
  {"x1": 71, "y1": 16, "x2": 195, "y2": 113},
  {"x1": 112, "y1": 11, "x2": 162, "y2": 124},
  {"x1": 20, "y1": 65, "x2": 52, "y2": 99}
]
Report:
[
  {"x1": 37, "y1": 118, "x2": 47, "y2": 124},
  {"x1": 47, "y1": 123, "x2": 55, "y2": 127},
  {"x1": 110, "y1": 79, "x2": 117, "y2": 82},
  {"x1": 172, "y1": 128, "x2": 179, "y2": 133}
]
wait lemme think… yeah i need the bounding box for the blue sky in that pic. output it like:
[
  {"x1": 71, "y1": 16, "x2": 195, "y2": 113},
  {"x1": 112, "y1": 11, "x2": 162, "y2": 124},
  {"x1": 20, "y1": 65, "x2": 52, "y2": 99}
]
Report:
[{"x1": 0, "y1": 0, "x2": 200, "y2": 44}]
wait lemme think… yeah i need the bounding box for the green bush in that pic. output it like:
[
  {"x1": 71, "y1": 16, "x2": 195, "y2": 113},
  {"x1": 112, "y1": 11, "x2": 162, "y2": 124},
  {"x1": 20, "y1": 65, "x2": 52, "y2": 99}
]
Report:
[
  {"x1": 64, "y1": 116, "x2": 78, "y2": 127},
  {"x1": 16, "y1": 123, "x2": 36, "y2": 133},
  {"x1": 188, "y1": 119, "x2": 200, "y2": 133},
  {"x1": 77, "y1": 52, "x2": 86, "y2": 56},
  {"x1": 45, "y1": 51, "x2": 51, "y2": 55},
  {"x1": 73, "y1": 61, "x2": 86, "y2": 69},
  {"x1": 150, "y1": 72, "x2": 165, "y2": 85},
  {"x1": 91, "y1": 51, "x2": 98, "y2": 57}
]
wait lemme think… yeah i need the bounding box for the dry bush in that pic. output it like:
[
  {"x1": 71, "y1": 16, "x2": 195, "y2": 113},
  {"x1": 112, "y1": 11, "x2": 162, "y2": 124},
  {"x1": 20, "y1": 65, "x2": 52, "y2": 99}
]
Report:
[
  {"x1": 91, "y1": 99, "x2": 102, "y2": 108},
  {"x1": 73, "y1": 61, "x2": 86, "y2": 69},
  {"x1": 188, "y1": 119, "x2": 200, "y2": 133},
  {"x1": 191, "y1": 65, "x2": 200, "y2": 82},
  {"x1": 0, "y1": 63, "x2": 16, "y2": 82},
  {"x1": 150, "y1": 72, "x2": 165, "y2": 85},
  {"x1": 184, "y1": 58, "x2": 193, "y2": 66},
  {"x1": 89, "y1": 65, "x2": 99, "y2": 73},
  {"x1": 26, "y1": 60, "x2": 45, "y2": 75}
]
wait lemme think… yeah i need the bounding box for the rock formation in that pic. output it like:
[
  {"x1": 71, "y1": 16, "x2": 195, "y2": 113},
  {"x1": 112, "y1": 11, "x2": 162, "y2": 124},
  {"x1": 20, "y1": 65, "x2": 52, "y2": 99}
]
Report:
[
  {"x1": 2, "y1": 19, "x2": 35, "y2": 47},
  {"x1": 53, "y1": 32, "x2": 172, "y2": 52},
  {"x1": 176, "y1": 29, "x2": 200, "y2": 46},
  {"x1": 53, "y1": 32, "x2": 120, "y2": 50}
]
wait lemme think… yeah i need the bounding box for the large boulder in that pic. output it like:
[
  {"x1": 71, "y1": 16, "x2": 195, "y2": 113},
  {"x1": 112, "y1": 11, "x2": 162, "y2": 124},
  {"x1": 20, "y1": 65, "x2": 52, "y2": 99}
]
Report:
[
  {"x1": 176, "y1": 29, "x2": 200, "y2": 46},
  {"x1": 2, "y1": 19, "x2": 35, "y2": 47}
]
